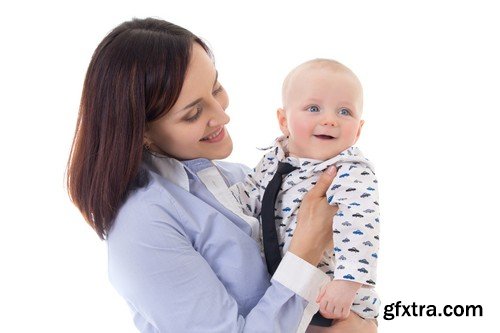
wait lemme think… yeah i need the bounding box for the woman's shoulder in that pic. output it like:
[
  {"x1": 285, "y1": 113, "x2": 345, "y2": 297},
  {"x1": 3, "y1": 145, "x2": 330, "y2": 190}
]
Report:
[
  {"x1": 108, "y1": 170, "x2": 189, "y2": 241},
  {"x1": 124, "y1": 169, "x2": 183, "y2": 207}
]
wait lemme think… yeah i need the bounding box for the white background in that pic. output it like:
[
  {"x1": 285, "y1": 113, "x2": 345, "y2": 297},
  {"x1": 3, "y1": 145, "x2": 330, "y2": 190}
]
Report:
[{"x1": 1, "y1": 0, "x2": 499, "y2": 332}]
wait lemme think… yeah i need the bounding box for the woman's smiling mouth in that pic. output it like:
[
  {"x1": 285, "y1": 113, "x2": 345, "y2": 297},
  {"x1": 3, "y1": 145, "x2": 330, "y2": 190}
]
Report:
[{"x1": 200, "y1": 126, "x2": 225, "y2": 142}]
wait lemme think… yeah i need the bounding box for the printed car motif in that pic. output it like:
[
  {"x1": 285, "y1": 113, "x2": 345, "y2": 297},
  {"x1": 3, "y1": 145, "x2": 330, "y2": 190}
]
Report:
[{"x1": 231, "y1": 143, "x2": 380, "y2": 318}]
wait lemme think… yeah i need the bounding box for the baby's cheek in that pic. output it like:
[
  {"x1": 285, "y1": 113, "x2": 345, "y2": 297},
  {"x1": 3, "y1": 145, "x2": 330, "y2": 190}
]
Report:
[
  {"x1": 342, "y1": 123, "x2": 362, "y2": 144},
  {"x1": 288, "y1": 116, "x2": 313, "y2": 139},
  {"x1": 286, "y1": 117, "x2": 312, "y2": 155}
]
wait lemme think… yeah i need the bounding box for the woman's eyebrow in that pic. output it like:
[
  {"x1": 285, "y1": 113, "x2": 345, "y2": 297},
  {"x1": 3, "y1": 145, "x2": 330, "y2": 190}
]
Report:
[
  {"x1": 180, "y1": 71, "x2": 219, "y2": 112},
  {"x1": 181, "y1": 98, "x2": 202, "y2": 112}
]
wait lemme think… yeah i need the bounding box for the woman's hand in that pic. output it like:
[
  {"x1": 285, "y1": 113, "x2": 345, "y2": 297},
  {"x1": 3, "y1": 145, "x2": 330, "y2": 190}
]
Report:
[{"x1": 288, "y1": 166, "x2": 338, "y2": 266}]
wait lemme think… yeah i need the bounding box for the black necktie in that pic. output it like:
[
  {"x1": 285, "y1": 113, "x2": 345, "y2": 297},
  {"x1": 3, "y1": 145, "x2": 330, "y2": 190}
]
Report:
[
  {"x1": 261, "y1": 161, "x2": 334, "y2": 328},
  {"x1": 261, "y1": 162, "x2": 297, "y2": 276}
]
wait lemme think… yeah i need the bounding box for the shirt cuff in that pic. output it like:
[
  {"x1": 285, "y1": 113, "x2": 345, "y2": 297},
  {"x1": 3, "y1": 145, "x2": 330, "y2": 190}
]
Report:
[{"x1": 272, "y1": 252, "x2": 331, "y2": 304}]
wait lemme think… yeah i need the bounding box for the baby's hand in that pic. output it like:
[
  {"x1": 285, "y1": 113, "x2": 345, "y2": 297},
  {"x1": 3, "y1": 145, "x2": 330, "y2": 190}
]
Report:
[{"x1": 316, "y1": 280, "x2": 362, "y2": 320}]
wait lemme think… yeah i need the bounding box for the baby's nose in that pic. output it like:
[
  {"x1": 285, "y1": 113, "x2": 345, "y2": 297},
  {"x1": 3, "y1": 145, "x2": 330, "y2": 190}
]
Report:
[
  {"x1": 321, "y1": 112, "x2": 338, "y2": 126},
  {"x1": 322, "y1": 118, "x2": 337, "y2": 126}
]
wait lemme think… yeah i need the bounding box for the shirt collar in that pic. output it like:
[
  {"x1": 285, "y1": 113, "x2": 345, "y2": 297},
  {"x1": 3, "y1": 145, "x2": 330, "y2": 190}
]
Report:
[
  {"x1": 269, "y1": 136, "x2": 360, "y2": 173},
  {"x1": 271, "y1": 136, "x2": 324, "y2": 170},
  {"x1": 143, "y1": 149, "x2": 228, "y2": 192},
  {"x1": 143, "y1": 150, "x2": 191, "y2": 191}
]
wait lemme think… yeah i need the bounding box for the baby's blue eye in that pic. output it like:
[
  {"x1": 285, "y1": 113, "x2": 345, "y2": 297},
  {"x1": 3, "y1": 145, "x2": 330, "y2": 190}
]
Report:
[
  {"x1": 338, "y1": 108, "x2": 351, "y2": 116},
  {"x1": 307, "y1": 105, "x2": 320, "y2": 112}
]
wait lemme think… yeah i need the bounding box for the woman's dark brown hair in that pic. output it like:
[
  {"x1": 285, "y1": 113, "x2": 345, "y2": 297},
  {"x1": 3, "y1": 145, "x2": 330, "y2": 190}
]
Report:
[{"x1": 67, "y1": 18, "x2": 211, "y2": 239}]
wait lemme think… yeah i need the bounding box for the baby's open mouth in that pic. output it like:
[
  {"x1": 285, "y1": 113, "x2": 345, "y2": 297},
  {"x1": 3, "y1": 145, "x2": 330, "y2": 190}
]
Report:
[{"x1": 314, "y1": 134, "x2": 335, "y2": 140}]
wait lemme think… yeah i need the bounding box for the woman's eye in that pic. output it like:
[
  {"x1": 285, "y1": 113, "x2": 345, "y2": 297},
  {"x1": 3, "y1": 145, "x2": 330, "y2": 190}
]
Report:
[
  {"x1": 338, "y1": 108, "x2": 351, "y2": 116},
  {"x1": 213, "y1": 85, "x2": 224, "y2": 96},
  {"x1": 185, "y1": 106, "x2": 202, "y2": 122},
  {"x1": 307, "y1": 105, "x2": 320, "y2": 112}
]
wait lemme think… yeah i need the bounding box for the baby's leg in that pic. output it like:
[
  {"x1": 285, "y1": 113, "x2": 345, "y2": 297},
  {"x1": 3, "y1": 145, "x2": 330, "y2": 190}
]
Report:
[
  {"x1": 305, "y1": 324, "x2": 336, "y2": 333},
  {"x1": 306, "y1": 312, "x2": 377, "y2": 333},
  {"x1": 331, "y1": 311, "x2": 377, "y2": 333}
]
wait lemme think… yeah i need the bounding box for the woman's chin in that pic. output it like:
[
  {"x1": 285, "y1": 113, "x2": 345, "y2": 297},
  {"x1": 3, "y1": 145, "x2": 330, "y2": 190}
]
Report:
[{"x1": 216, "y1": 138, "x2": 233, "y2": 160}]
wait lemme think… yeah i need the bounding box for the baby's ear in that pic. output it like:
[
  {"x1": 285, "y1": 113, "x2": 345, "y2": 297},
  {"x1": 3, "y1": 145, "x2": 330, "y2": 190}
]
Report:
[
  {"x1": 277, "y1": 108, "x2": 290, "y2": 136},
  {"x1": 354, "y1": 120, "x2": 365, "y2": 143}
]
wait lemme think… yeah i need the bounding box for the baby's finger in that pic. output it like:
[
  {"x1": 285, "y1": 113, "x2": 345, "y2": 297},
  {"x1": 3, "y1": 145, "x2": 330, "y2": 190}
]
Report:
[
  {"x1": 333, "y1": 305, "x2": 345, "y2": 319},
  {"x1": 316, "y1": 284, "x2": 327, "y2": 303},
  {"x1": 325, "y1": 301, "x2": 335, "y2": 315},
  {"x1": 319, "y1": 299, "x2": 329, "y2": 315},
  {"x1": 340, "y1": 307, "x2": 350, "y2": 320}
]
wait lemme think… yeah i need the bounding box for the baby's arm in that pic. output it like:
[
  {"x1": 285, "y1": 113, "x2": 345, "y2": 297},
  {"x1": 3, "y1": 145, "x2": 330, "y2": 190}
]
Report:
[
  {"x1": 328, "y1": 159, "x2": 379, "y2": 285},
  {"x1": 230, "y1": 172, "x2": 263, "y2": 218},
  {"x1": 229, "y1": 153, "x2": 273, "y2": 218},
  {"x1": 318, "y1": 156, "x2": 380, "y2": 317}
]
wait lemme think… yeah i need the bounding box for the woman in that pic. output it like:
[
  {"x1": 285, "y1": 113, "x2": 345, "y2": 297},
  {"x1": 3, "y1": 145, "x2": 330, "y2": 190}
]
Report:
[{"x1": 67, "y1": 18, "x2": 376, "y2": 332}]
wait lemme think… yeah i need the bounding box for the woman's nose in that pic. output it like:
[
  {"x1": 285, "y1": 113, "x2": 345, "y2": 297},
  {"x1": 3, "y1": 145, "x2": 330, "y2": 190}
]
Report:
[{"x1": 208, "y1": 104, "x2": 230, "y2": 127}]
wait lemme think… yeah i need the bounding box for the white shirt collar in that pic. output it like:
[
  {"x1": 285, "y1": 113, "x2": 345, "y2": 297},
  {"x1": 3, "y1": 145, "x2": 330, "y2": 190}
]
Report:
[
  {"x1": 143, "y1": 150, "x2": 190, "y2": 191},
  {"x1": 270, "y1": 135, "x2": 365, "y2": 172}
]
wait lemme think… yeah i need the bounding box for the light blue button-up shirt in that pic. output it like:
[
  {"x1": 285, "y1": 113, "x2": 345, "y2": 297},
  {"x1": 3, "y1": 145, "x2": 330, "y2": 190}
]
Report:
[{"x1": 107, "y1": 153, "x2": 328, "y2": 332}]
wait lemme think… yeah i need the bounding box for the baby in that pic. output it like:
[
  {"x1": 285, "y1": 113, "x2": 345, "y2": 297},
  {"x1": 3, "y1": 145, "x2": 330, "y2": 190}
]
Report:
[{"x1": 231, "y1": 59, "x2": 380, "y2": 328}]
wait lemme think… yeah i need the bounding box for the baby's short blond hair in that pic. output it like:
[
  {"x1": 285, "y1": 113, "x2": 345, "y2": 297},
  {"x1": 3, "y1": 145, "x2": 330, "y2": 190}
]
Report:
[{"x1": 281, "y1": 58, "x2": 362, "y2": 108}]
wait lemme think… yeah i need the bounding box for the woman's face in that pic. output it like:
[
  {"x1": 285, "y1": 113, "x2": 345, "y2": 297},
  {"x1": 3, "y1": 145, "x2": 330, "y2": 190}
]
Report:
[{"x1": 144, "y1": 43, "x2": 232, "y2": 160}]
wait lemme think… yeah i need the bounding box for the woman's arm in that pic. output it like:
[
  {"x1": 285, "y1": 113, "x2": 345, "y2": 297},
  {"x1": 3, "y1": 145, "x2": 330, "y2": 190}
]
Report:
[
  {"x1": 109, "y1": 217, "x2": 309, "y2": 332},
  {"x1": 107, "y1": 173, "x2": 335, "y2": 333}
]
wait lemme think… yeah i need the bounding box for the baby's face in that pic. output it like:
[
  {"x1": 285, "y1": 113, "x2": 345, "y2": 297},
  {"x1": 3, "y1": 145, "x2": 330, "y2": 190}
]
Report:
[{"x1": 278, "y1": 66, "x2": 364, "y2": 160}]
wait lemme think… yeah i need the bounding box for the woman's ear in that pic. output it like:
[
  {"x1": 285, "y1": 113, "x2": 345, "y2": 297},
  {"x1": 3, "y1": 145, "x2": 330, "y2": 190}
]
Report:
[
  {"x1": 143, "y1": 123, "x2": 151, "y2": 144},
  {"x1": 143, "y1": 132, "x2": 151, "y2": 146},
  {"x1": 143, "y1": 126, "x2": 156, "y2": 149},
  {"x1": 277, "y1": 108, "x2": 290, "y2": 136}
]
